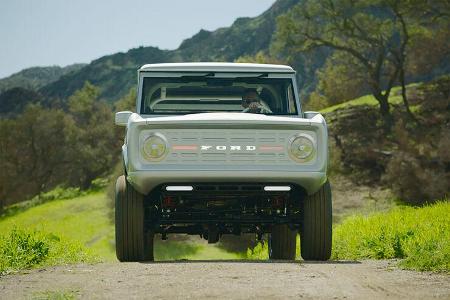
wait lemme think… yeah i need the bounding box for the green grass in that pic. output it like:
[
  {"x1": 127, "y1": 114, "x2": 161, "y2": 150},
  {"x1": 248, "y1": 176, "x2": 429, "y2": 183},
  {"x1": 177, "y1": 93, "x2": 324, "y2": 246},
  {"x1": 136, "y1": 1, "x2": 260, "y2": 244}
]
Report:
[
  {"x1": 319, "y1": 85, "x2": 420, "y2": 114},
  {"x1": 332, "y1": 201, "x2": 450, "y2": 272},
  {"x1": 246, "y1": 235, "x2": 301, "y2": 260},
  {"x1": 0, "y1": 190, "x2": 242, "y2": 274}
]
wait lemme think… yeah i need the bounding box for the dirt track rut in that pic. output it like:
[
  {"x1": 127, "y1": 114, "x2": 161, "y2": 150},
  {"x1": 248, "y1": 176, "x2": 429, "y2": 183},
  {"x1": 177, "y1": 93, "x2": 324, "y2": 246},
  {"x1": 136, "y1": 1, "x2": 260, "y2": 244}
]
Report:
[{"x1": 1, "y1": 260, "x2": 449, "y2": 299}]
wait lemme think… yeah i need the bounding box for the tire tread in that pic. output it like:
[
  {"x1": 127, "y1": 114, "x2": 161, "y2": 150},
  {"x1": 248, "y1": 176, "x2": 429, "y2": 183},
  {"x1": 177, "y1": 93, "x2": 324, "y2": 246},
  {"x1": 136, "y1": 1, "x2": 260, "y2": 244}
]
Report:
[
  {"x1": 115, "y1": 175, "x2": 154, "y2": 262},
  {"x1": 269, "y1": 225, "x2": 297, "y2": 260},
  {"x1": 300, "y1": 181, "x2": 332, "y2": 261}
]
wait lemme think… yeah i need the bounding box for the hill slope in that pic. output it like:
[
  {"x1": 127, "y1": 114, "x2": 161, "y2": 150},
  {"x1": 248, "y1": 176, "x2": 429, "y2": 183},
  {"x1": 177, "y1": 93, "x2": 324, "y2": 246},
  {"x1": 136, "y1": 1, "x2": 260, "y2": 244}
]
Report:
[
  {"x1": 0, "y1": 64, "x2": 86, "y2": 93},
  {"x1": 39, "y1": 0, "x2": 301, "y2": 103}
]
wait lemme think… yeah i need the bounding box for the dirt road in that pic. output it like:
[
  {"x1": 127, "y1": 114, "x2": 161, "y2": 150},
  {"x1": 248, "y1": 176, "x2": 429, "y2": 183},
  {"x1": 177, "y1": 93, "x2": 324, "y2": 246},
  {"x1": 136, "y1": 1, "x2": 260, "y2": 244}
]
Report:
[{"x1": 1, "y1": 260, "x2": 449, "y2": 299}]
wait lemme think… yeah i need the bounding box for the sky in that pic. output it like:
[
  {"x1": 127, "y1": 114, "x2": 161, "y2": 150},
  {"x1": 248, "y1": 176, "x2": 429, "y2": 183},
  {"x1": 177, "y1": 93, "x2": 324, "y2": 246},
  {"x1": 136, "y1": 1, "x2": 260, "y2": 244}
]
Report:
[{"x1": 0, "y1": 0, "x2": 276, "y2": 79}]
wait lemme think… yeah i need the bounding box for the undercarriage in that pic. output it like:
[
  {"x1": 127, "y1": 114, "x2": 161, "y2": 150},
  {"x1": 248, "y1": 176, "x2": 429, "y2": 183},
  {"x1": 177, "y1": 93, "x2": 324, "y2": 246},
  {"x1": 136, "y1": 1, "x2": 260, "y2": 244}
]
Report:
[{"x1": 145, "y1": 183, "x2": 305, "y2": 243}]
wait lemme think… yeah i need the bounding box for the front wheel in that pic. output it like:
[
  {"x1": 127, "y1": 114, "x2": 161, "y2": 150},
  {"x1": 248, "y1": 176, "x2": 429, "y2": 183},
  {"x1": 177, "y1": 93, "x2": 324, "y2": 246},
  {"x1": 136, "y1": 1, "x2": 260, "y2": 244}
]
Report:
[
  {"x1": 269, "y1": 225, "x2": 297, "y2": 260},
  {"x1": 300, "y1": 180, "x2": 332, "y2": 261},
  {"x1": 115, "y1": 175, "x2": 154, "y2": 262}
]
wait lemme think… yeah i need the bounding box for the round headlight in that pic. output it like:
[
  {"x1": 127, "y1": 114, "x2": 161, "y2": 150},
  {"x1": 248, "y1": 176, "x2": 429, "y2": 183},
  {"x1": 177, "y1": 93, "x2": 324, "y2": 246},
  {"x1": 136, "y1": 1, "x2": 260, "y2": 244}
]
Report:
[
  {"x1": 289, "y1": 134, "x2": 315, "y2": 162},
  {"x1": 142, "y1": 133, "x2": 167, "y2": 161}
]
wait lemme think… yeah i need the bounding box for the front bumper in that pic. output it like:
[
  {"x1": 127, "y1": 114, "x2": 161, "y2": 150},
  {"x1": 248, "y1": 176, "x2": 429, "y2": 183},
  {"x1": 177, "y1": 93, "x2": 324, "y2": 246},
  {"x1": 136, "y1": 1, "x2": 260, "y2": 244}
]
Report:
[{"x1": 127, "y1": 169, "x2": 327, "y2": 196}]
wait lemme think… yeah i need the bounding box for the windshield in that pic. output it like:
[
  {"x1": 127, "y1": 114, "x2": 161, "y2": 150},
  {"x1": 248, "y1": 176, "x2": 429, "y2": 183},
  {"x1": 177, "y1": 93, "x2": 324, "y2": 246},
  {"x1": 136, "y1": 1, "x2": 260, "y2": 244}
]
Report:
[{"x1": 139, "y1": 75, "x2": 298, "y2": 115}]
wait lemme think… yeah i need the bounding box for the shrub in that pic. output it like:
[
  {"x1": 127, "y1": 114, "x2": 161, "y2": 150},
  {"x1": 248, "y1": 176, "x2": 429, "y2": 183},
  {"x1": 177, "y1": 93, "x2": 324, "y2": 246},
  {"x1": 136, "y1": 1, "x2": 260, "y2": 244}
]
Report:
[
  {"x1": 326, "y1": 105, "x2": 388, "y2": 185},
  {"x1": 0, "y1": 228, "x2": 96, "y2": 275},
  {"x1": 0, "y1": 229, "x2": 49, "y2": 274},
  {"x1": 384, "y1": 151, "x2": 448, "y2": 205}
]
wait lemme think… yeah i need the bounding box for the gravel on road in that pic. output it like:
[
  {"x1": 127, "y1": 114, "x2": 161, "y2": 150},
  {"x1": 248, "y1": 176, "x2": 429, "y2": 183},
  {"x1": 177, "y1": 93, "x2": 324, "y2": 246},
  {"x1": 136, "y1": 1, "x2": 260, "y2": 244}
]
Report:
[{"x1": 1, "y1": 260, "x2": 449, "y2": 299}]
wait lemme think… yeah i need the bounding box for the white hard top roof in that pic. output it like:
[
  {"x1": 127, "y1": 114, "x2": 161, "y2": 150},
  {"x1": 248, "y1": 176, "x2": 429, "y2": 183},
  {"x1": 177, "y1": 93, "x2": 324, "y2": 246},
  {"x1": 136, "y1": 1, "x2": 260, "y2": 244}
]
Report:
[{"x1": 139, "y1": 62, "x2": 295, "y2": 73}]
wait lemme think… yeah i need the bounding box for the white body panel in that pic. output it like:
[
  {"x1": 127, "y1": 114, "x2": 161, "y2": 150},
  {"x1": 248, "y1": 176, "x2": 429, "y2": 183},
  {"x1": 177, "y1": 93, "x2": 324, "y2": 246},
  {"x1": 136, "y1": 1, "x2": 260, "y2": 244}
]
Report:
[{"x1": 120, "y1": 63, "x2": 329, "y2": 195}]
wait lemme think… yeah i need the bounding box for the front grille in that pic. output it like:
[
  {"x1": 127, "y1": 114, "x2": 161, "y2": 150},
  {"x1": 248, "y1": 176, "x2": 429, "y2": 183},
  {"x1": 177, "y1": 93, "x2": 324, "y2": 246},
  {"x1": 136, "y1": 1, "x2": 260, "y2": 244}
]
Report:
[
  {"x1": 195, "y1": 184, "x2": 263, "y2": 192},
  {"x1": 162, "y1": 128, "x2": 295, "y2": 165}
]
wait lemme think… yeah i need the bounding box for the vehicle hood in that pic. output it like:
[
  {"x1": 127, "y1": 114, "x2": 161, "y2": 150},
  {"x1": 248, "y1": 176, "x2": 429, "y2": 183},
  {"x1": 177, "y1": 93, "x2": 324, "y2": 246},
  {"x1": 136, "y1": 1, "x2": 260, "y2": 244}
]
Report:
[{"x1": 129, "y1": 112, "x2": 325, "y2": 127}]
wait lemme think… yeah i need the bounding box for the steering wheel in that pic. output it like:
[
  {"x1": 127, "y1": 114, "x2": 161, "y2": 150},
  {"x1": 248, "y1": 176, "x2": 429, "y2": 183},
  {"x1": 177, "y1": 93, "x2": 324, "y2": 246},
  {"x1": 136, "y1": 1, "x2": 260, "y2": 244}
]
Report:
[{"x1": 242, "y1": 106, "x2": 272, "y2": 114}]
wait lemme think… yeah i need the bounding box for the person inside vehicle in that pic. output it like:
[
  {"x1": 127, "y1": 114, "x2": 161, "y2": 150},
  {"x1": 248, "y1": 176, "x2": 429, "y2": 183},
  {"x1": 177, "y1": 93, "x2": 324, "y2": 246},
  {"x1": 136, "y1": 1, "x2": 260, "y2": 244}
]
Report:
[{"x1": 241, "y1": 89, "x2": 273, "y2": 114}]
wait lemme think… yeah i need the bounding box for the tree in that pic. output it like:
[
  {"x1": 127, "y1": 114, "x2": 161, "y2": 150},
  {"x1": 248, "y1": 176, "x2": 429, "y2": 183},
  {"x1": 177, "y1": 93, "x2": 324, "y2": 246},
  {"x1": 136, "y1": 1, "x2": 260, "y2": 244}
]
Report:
[
  {"x1": 0, "y1": 119, "x2": 16, "y2": 211},
  {"x1": 274, "y1": 0, "x2": 417, "y2": 128},
  {"x1": 0, "y1": 105, "x2": 77, "y2": 205},
  {"x1": 68, "y1": 82, "x2": 118, "y2": 189},
  {"x1": 315, "y1": 52, "x2": 367, "y2": 106},
  {"x1": 0, "y1": 82, "x2": 119, "y2": 206},
  {"x1": 235, "y1": 51, "x2": 285, "y2": 64},
  {"x1": 19, "y1": 105, "x2": 78, "y2": 195},
  {"x1": 114, "y1": 88, "x2": 137, "y2": 112},
  {"x1": 407, "y1": 26, "x2": 450, "y2": 79},
  {"x1": 403, "y1": 1, "x2": 450, "y2": 84},
  {"x1": 383, "y1": 0, "x2": 415, "y2": 120},
  {"x1": 304, "y1": 91, "x2": 329, "y2": 111},
  {"x1": 380, "y1": 0, "x2": 449, "y2": 121}
]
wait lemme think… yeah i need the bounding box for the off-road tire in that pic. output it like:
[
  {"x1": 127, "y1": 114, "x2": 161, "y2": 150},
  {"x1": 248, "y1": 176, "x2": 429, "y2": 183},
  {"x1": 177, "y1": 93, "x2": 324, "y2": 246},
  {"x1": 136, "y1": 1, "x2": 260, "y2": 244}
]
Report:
[
  {"x1": 269, "y1": 225, "x2": 297, "y2": 260},
  {"x1": 300, "y1": 180, "x2": 332, "y2": 261},
  {"x1": 115, "y1": 175, "x2": 154, "y2": 262}
]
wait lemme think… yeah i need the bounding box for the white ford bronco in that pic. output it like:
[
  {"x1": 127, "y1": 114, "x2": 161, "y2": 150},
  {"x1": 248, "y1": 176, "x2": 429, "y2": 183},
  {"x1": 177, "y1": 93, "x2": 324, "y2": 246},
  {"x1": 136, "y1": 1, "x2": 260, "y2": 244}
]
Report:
[{"x1": 115, "y1": 63, "x2": 332, "y2": 261}]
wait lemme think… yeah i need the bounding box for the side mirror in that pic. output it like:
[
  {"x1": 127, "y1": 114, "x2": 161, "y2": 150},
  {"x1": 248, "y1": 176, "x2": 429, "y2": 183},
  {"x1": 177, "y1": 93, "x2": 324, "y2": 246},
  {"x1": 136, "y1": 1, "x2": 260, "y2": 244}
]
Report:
[
  {"x1": 115, "y1": 111, "x2": 133, "y2": 126},
  {"x1": 303, "y1": 111, "x2": 320, "y2": 119}
]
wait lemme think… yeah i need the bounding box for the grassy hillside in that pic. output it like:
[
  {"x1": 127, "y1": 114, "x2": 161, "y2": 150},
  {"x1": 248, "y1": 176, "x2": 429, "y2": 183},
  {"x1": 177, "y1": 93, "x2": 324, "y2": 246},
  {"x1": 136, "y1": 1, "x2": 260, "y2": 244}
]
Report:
[
  {"x1": 319, "y1": 85, "x2": 418, "y2": 114},
  {"x1": 0, "y1": 190, "x2": 241, "y2": 273},
  {"x1": 0, "y1": 192, "x2": 115, "y2": 260}
]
